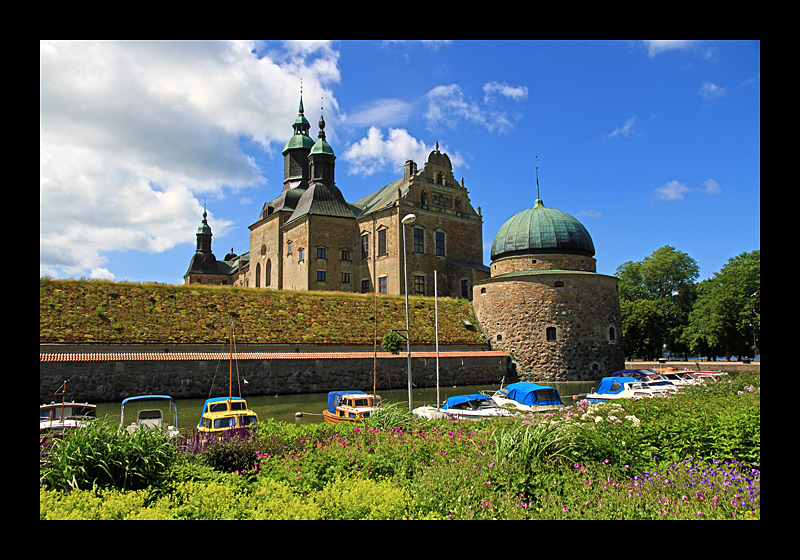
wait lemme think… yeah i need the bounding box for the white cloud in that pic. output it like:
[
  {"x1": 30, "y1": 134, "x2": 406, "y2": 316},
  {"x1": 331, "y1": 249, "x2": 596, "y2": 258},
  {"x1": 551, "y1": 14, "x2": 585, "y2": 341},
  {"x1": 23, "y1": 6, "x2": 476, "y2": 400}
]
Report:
[
  {"x1": 483, "y1": 81, "x2": 529, "y2": 103},
  {"x1": 344, "y1": 98, "x2": 414, "y2": 128},
  {"x1": 654, "y1": 180, "x2": 691, "y2": 201},
  {"x1": 641, "y1": 40, "x2": 697, "y2": 57},
  {"x1": 653, "y1": 178, "x2": 722, "y2": 201},
  {"x1": 425, "y1": 82, "x2": 525, "y2": 134},
  {"x1": 577, "y1": 209, "x2": 602, "y2": 218},
  {"x1": 40, "y1": 40, "x2": 340, "y2": 280},
  {"x1": 342, "y1": 126, "x2": 466, "y2": 177},
  {"x1": 603, "y1": 115, "x2": 640, "y2": 141},
  {"x1": 699, "y1": 81, "x2": 727, "y2": 102},
  {"x1": 701, "y1": 178, "x2": 721, "y2": 194}
]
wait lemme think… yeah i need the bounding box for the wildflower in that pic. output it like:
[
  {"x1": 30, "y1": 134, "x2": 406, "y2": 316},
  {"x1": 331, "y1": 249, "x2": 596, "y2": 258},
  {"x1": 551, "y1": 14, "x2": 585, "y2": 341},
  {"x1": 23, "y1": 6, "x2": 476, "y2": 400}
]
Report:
[{"x1": 563, "y1": 506, "x2": 569, "y2": 512}]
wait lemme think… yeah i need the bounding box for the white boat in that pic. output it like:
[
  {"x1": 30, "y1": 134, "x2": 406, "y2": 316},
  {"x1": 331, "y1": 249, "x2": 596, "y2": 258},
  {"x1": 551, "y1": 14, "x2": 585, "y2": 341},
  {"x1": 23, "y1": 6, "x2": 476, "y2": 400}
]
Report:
[
  {"x1": 121, "y1": 394, "x2": 180, "y2": 438},
  {"x1": 40, "y1": 381, "x2": 96, "y2": 438},
  {"x1": 488, "y1": 382, "x2": 564, "y2": 413},
  {"x1": 436, "y1": 394, "x2": 514, "y2": 421},
  {"x1": 584, "y1": 376, "x2": 676, "y2": 403}
]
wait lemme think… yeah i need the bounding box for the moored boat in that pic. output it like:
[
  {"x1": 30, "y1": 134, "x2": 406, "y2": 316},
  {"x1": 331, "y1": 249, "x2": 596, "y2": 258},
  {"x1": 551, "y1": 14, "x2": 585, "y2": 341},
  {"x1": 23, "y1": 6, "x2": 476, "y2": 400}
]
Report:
[
  {"x1": 198, "y1": 396, "x2": 259, "y2": 436},
  {"x1": 489, "y1": 382, "x2": 564, "y2": 413},
  {"x1": 40, "y1": 381, "x2": 96, "y2": 438},
  {"x1": 438, "y1": 393, "x2": 513, "y2": 421},
  {"x1": 197, "y1": 316, "x2": 259, "y2": 438},
  {"x1": 323, "y1": 390, "x2": 382, "y2": 424},
  {"x1": 121, "y1": 394, "x2": 180, "y2": 438},
  {"x1": 584, "y1": 376, "x2": 676, "y2": 403}
]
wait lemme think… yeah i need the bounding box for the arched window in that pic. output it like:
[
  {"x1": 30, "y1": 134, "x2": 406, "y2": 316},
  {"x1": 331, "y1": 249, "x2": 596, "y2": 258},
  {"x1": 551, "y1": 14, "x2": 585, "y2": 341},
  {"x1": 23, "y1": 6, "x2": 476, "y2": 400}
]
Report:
[
  {"x1": 554, "y1": 281, "x2": 565, "y2": 288},
  {"x1": 265, "y1": 259, "x2": 272, "y2": 286},
  {"x1": 608, "y1": 326, "x2": 616, "y2": 342},
  {"x1": 255, "y1": 263, "x2": 261, "y2": 288}
]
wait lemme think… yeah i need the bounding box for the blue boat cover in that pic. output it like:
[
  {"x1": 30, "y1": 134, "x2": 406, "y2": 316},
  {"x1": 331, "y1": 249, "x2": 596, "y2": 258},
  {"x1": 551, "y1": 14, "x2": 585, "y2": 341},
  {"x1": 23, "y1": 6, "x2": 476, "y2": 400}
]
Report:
[
  {"x1": 612, "y1": 369, "x2": 660, "y2": 380},
  {"x1": 327, "y1": 390, "x2": 366, "y2": 414},
  {"x1": 498, "y1": 382, "x2": 563, "y2": 406},
  {"x1": 442, "y1": 394, "x2": 490, "y2": 410},
  {"x1": 595, "y1": 376, "x2": 638, "y2": 395},
  {"x1": 121, "y1": 394, "x2": 175, "y2": 406}
]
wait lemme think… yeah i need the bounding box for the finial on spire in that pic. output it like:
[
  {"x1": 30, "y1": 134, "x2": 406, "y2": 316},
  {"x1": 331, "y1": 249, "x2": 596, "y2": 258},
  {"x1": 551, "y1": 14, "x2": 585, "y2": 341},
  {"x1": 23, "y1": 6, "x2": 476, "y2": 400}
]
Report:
[{"x1": 535, "y1": 155, "x2": 540, "y2": 201}]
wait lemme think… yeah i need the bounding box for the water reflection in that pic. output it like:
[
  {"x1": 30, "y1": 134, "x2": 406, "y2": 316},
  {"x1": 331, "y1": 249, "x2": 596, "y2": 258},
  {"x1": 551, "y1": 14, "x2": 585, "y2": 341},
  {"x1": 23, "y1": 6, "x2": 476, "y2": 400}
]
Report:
[{"x1": 95, "y1": 381, "x2": 597, "y2": 433}]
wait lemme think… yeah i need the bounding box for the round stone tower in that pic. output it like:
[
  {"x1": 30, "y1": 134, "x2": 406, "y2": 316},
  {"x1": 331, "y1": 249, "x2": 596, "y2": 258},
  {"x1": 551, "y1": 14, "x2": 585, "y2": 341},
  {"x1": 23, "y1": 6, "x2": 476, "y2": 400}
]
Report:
[{"x1": 472, "y1": 192, "x2": 624, "y2": 382}]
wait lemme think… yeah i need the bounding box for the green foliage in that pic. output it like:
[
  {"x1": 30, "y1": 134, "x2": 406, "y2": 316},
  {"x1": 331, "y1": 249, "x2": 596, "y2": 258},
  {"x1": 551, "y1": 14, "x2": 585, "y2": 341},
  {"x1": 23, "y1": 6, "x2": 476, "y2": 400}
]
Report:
[
  {"x1": 381, "y1": 330, "x2": 405, "y2": 354},
  {"x1": 40, "y1": 419, "x2": 178, "y2": 492},
  {"x1": 201, "y1": 430, "x2": 261, "y2": 474},
  {"x1": 314, "y1": 477, "x2": 410, "y2": 520}
]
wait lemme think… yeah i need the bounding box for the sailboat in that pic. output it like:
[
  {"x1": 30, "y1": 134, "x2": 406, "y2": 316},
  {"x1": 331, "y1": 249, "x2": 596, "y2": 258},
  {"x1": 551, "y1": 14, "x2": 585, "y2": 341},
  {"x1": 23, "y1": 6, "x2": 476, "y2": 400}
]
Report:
[
  {"x1": 413, "y1": 271, "x2": 448, "y2": 420},
  {"x1": 197, "y1": 316, "x2": 258, "y2": 437},
  {"x1": 322, "y1": 282, "x2": 383, "y2": 424}
]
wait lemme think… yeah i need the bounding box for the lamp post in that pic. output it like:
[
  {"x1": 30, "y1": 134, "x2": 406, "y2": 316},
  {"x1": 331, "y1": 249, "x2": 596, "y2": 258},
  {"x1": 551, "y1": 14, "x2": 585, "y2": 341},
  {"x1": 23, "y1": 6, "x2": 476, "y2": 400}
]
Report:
[{"x1": 401, "y1": 213, "x2": 416, "y2": 411}]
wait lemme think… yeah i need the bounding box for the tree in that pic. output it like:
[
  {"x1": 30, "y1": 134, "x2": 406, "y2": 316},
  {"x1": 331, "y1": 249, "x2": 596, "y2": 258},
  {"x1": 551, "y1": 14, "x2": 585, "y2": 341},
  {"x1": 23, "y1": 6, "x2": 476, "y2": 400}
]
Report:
[
  {"x1": 616, "y1": 246, "x2": 699, "y2": 358},
  {"x1": 620, "y1": 299, "x2": 667, "y2": 360},
  {"x1": 684, "y1": 250, "x2": 760, "y2": 359}
]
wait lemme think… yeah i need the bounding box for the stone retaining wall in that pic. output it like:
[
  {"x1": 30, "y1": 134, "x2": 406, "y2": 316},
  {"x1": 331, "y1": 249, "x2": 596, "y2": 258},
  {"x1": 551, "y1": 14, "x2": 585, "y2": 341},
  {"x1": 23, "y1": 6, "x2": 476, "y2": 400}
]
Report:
[{"x1": 40, "y1": 350, "x2": 512, "y2": 404}]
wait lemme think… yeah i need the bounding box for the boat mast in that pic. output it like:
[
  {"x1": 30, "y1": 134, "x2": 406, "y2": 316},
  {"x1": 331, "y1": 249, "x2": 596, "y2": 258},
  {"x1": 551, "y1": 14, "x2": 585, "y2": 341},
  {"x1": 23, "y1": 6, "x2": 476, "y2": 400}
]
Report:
[{"x1": 229, "y1": 317, "x2": 233, "y2": 404}]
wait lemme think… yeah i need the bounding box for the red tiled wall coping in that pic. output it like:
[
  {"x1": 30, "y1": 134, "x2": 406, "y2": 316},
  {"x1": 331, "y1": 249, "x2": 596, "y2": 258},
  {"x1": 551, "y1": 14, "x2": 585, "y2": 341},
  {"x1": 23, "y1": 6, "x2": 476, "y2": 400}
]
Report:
[{"x1": 41, "y1": 350, "x2": 509, "y2": 363}]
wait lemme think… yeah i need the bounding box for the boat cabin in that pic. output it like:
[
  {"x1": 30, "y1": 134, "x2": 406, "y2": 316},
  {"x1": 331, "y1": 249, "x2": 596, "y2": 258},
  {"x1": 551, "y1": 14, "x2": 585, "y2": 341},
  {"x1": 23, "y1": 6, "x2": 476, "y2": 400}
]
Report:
[
  {"x1": 324, "y1": 390, "x2": 382, "y2": 423},
  {"x1": 198, "y1": 396, "x2": 259, "y2": 434}
]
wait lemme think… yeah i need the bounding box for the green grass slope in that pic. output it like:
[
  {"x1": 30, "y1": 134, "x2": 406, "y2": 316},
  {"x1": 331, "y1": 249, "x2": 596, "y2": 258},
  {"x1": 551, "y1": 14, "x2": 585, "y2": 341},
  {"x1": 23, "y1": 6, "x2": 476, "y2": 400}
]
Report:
[{"x1": 40, "y1": 278, "x2": 485, "y2": 347}]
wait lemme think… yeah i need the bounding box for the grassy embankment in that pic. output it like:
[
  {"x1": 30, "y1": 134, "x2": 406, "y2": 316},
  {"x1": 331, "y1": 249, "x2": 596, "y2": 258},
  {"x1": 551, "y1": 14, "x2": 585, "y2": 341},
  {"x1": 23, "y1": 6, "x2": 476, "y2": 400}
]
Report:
[{"x1": 39, "y1": 278, "x2": 484, "y2": 346}]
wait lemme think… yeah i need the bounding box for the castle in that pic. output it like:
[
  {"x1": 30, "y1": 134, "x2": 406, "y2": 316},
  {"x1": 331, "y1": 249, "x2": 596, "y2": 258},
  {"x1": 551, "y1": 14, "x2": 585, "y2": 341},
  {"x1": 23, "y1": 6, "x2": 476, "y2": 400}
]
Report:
[
  {"x1": 185, "y1": 94, "x2": 489, "y2": 300},
  {"x1": 184, "y1": 93, "x2": 624, "y2": 381}
]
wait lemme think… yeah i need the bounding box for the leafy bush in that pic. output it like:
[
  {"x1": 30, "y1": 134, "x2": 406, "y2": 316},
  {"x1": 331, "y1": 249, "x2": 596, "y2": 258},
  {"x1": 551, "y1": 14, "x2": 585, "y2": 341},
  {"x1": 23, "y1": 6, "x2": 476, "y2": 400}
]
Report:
[
  {"x1": 201, "y1": 428, "x2": 261, "y2": 474},
  {"x1": 314, "y1": 477, "x2": 410, "y2": 520},
  {"x1": 40, "y1": 419, "x2": 178, "y2": 492}
]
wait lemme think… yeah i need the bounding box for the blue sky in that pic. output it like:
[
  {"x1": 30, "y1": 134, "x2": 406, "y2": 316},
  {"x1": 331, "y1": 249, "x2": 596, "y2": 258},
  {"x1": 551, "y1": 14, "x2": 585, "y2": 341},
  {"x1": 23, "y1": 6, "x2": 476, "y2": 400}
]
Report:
[{"x1": 41, "y1": 40, "x2": 760, "y2": 284}]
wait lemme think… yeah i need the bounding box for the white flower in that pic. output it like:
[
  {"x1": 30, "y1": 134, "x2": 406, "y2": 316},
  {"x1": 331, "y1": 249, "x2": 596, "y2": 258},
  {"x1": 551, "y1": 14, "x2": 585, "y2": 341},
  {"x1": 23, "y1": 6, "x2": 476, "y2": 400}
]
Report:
[{"x1": 595, "y1": 416, "x2": 603, "y2": 423}]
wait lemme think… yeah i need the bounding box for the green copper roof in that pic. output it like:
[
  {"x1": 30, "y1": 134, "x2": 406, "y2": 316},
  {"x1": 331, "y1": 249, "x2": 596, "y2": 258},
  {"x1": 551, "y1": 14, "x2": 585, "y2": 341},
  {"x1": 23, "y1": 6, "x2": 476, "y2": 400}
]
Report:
[
  {"x1": 196, "y1": 210, "x2": 212, "y2": 235},
  {"x1": 309, "y1": 114, "x2": 335, "y2": 156},
  {"x1": 491, "y1": 198, "x2": 595, "y2": 260},
  {"x1": 282, "y1": 95, "x2": 315, "y2": 154}
]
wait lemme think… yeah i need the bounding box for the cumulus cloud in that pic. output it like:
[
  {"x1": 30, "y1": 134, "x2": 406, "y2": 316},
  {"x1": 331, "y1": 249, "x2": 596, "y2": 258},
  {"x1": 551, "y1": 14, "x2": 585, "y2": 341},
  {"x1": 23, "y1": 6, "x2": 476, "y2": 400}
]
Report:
[
  {"x1": 344, "y1": 98, "x2": 414, "y2": 128},
  {"x1": 40, "y1": 40, "x2": 340, "y2": 279},
  {"x1": 425, "y1": 82, "x2": 526, "y2": 134},
  {"x1": 341, "y1": 126, "x2": 464, "y2": 177}
]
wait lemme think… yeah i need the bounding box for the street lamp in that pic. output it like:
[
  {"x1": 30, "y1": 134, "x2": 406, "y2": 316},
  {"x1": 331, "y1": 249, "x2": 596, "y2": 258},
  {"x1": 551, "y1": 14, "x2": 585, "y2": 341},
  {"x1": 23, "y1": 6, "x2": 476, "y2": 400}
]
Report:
[{"x1": 401, "y1": 213, "x2": 416, "y2": 410}]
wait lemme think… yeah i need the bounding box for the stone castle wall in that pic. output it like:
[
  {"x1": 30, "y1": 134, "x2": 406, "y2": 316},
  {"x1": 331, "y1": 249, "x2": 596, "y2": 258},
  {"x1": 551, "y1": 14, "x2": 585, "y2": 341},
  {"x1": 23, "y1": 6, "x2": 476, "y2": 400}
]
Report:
[{"x1": 472, "y1": 270, "x2": 624, "y2": 381}]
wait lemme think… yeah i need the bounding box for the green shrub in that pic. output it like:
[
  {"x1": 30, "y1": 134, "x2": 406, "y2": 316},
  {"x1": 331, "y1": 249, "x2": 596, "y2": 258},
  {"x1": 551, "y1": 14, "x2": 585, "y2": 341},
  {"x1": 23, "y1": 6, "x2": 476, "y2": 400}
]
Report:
[
  {"x1": 201, "y1": 429, "x2": 261, "y2": 474},
  {"x1": 314, "y1": 477, "x2": 410, "y2": 520},
  {"x1": 40, "y1": 419, "x2": 178, "y2": 492}
]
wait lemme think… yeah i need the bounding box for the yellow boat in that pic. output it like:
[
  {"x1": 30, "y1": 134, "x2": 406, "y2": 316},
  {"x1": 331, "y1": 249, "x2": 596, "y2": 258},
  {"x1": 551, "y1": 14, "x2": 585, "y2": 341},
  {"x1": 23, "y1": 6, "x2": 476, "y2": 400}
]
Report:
[
  {"x1": 197, "y1": 396, "x2": 259, "y2": 436},
  {"x1": 197, "y1": 316, "x2": 258, "y2": 438},
  {"x1": 323, "y1": 391, "x2": 381, "y2": 424}
]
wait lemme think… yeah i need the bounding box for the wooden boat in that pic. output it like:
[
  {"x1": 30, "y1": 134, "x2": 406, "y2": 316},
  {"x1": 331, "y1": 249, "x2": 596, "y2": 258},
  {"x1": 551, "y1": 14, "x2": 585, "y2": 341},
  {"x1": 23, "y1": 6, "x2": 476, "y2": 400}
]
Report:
[
  {"x1": 40, "y1": 381, "x2": 96, "y2": 438},
  {"x1": 121, "y1": 394, "x2": 180, "y2": 438},
  {"x1": 323, "y1": 390, "x2": 382, "y2": 424},
  {"x1": 197, "y1": 317, "x2": 258, "y2": 438}
]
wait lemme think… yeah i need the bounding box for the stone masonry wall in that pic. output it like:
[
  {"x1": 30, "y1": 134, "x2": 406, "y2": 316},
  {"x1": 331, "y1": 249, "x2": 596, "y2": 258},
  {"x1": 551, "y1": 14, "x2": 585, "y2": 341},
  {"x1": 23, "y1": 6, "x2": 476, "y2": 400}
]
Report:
[
  {"x1": 472, "y1": 271, "x2": 624, "y2": 382},
  {"x1": 40, "y1": 351, "x2": 511, "y2": 404}
]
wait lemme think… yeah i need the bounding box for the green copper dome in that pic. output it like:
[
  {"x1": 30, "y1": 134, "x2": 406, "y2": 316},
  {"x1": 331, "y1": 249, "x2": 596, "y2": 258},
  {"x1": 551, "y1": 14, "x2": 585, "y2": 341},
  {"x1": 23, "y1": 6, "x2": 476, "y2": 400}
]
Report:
[
  {"x1": 309, "y1": 114, "x2": 335, "y2": 156},
  {"x1": 282, "y1": 94, "x2": 316, "y2": 154},
  {"x1": 491, "y1": 198, "x2": 595, "y2": 260}
]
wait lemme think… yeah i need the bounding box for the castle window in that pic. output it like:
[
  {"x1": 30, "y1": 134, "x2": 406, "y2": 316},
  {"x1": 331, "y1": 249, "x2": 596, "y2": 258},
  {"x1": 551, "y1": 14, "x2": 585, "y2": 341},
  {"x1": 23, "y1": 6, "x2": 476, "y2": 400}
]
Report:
[
  {"x1": 480, "y1": 287, "x2": 487, "y2": 295},
  {"x1": 378, "y1": 228, "x2": 387, "y2": 255},
  {"x1": 341, "y1": 272, "x2": 350, "y2": 284},
  {"x1": 361, "y1": 279, "x2": 370, "y2": 293},
  {"x1": 255, "y1": 262, "x2": 261, "y2": 288},
  {"x1": 497, "y1": 334, "x2": 503, "y2": 342},
  {"x1": 461, "y1": 279, "x2": 469, "y2": 299},
  {"x1": 413, "y1": 274, "x2": 425, "y2": 295},
  {"x1": 546, "y1": 327, "x2": 557, "y2": 342},
  {"x1": 554, "y1": 281, "x2": 565, "y2": 288},
  {"x1": 378, "y1": 276, "x2": 388, "y2": 294},
  {"x1": 317, "y1": 247, "x2": 327, "y2": 259},
  {"x1": 298, "y1": 248, "x2": 304, "y2": 262},
  {"x1": 287, "y1": 241, "x2": 292, "y2": 256},
  {"x1": 413, "y1": 227, "x2": 424, "y2": 253},
  {"x1": 317, "y1": 270, "x2": 326, "y2": 282},
  {"x1": 265, "y1": 259, "x2": 271, "y2": 286},
  {"x1": 609, "y1": 326, "x2": 616, "y2": 342},
  {"x1": 435, "y1": 230, "x2": 446, "y2": 256},
  {"x1": 361, "y1": 234, "x2": 370, "y2": 259},
  {"x1": 341, "y1": 249, "x2": 351, "y2": 261}
]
